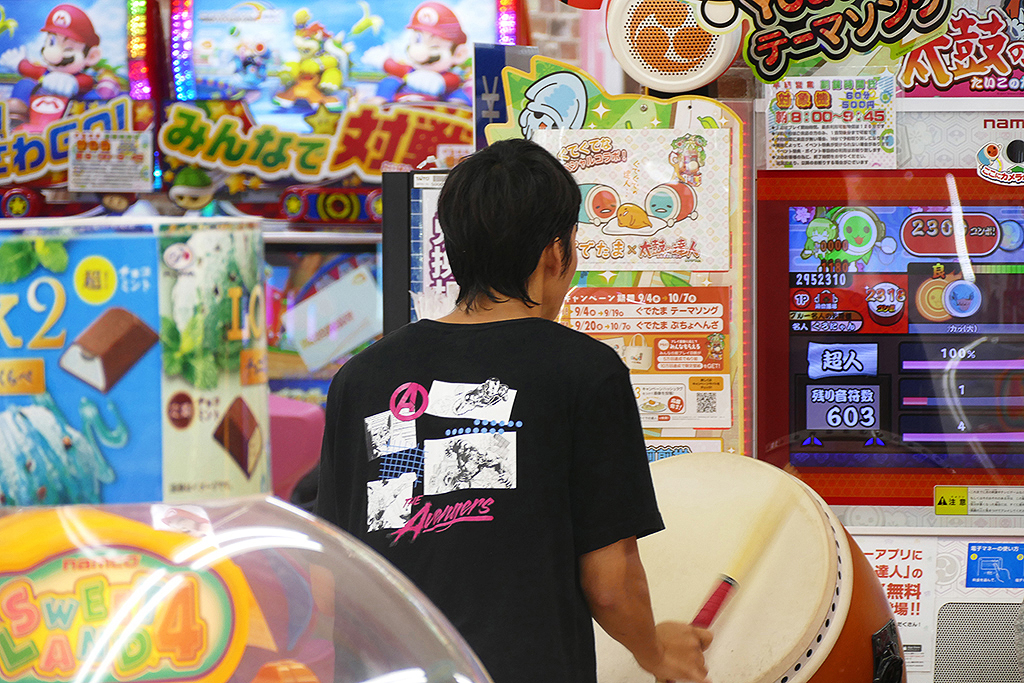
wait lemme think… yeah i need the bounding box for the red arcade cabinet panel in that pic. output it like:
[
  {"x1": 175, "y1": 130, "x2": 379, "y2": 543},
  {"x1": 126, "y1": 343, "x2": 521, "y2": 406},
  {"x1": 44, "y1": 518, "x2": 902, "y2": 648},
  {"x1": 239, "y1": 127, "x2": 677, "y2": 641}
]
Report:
[{"x1": 758, "y1": 169, "x2": 1024, "y2": 506}]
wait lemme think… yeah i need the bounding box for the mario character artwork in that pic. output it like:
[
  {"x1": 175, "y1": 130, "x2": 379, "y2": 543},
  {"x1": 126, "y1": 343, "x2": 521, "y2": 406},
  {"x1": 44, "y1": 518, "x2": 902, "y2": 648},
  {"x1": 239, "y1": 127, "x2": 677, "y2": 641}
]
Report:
[
  {"x1": 233, "y1": 39, "x2": 272, "y2": 95},
  {"x1": 372, "y1": 1, "x2": 472, "y2": 105},
  {"x1": 169, "y1": 167, "x2": 217, "y2": 216},
  {"x1": 0, "y1": 4, "x2": 105, "y2": 131}
]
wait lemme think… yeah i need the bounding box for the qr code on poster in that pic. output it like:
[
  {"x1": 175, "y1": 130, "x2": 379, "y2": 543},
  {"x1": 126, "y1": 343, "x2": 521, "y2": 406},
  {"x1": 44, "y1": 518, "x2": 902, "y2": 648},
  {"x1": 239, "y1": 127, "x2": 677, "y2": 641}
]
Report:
[{"x1": 696, "y1": 392, "x2": 717, "y2": 414}]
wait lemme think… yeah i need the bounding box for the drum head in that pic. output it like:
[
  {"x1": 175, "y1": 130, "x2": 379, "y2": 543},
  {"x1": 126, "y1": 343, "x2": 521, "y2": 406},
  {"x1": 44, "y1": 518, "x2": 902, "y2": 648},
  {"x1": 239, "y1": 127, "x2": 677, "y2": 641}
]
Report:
[{"x1": 596, "y1": 454, "x2": 852, "y2": 683}]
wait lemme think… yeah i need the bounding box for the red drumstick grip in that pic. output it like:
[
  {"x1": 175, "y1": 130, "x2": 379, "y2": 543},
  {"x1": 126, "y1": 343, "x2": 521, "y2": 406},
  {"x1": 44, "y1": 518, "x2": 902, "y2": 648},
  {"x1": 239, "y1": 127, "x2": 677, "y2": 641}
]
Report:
[{"x1": 691, "y1": 575, "x2": 738, "y2": 629}]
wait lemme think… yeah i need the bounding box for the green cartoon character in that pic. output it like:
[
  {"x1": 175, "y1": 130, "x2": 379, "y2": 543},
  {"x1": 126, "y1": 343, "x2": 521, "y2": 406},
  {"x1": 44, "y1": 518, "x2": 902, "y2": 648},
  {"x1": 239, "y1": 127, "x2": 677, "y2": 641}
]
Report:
[
  {"x1": 800, "y1": 208, "x2": 839, "y2": 259},
  {"x1": 809, "y1": 207, "x2": 897, "y2": 272},
  {"x1": 169, "y1": 167, "x2": 216, "y2": 216},
  {"x1": 668, "y1": 133, "x2": 707, "y2": 187}
]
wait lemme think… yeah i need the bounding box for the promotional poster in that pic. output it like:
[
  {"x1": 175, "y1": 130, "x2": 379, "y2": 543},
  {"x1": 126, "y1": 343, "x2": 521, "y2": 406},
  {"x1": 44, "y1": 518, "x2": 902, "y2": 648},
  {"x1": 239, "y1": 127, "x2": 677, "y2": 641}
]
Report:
[{"x1": 0, "y1": 216, "x2": 270, "y2": 505}]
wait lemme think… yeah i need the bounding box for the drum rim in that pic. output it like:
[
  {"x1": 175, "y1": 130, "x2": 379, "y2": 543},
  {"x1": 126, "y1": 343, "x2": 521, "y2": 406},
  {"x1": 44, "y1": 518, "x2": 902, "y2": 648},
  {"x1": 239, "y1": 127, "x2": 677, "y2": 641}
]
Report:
[{"x1": 783, "y1": 479, "x2": 855, "y2": 683}]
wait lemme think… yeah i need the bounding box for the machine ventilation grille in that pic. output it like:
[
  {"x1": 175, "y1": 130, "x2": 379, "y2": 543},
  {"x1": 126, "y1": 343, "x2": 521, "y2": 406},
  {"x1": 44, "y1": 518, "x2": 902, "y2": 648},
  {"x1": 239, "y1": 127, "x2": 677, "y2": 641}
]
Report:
[{"x1": 934, "y1": 602, "x2": 1024, "y2": 683}]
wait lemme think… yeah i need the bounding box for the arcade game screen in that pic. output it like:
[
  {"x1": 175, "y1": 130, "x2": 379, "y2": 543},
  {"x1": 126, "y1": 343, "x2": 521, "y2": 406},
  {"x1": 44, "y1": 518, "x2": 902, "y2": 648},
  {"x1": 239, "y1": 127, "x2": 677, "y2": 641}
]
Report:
[{"x1": 758, "y1": 169, "x2": 1024, "y2": 506}]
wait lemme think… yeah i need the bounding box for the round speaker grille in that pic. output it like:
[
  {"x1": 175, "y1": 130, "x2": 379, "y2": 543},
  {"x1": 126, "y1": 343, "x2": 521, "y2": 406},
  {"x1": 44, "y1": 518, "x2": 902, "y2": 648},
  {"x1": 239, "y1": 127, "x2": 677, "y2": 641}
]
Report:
[{"x1": 606, "y1": 0, "x2": 741, "y2": 92}]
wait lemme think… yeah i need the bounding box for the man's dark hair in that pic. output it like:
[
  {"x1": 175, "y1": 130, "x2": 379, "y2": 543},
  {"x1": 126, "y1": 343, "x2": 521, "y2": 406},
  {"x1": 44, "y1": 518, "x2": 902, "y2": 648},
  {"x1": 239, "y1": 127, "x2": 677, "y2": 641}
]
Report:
[{"x1": 437, "y1": 138, "x2": 581, "y2": 309}]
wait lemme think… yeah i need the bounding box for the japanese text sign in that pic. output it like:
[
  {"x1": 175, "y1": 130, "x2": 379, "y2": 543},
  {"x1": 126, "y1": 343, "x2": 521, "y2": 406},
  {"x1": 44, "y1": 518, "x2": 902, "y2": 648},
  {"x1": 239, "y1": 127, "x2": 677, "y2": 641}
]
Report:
[{"x1": 731, "y1": 0, "x2": 953, "y2": 82}]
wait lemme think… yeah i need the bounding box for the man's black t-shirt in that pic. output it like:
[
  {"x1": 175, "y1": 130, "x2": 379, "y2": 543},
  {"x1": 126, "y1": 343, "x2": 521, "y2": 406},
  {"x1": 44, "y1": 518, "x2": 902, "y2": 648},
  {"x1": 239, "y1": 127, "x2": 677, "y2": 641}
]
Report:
[{"x1": 317, "y1": 318, "x2": 663, "y2": 683}]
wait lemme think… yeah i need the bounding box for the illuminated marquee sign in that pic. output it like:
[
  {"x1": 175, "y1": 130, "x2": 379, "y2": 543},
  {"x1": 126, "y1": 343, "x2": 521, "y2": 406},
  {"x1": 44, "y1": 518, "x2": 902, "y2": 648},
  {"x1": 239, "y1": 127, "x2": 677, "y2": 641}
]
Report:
[
  {"x1": 898, "y1": 7, "x2": 1024, "y2": 94},
  {"x1": 717, "y1": 0, "x2": 954, "y2": 82},
  {"x1": 159, "y1": 102, "x2": 473, "y2": 184}
]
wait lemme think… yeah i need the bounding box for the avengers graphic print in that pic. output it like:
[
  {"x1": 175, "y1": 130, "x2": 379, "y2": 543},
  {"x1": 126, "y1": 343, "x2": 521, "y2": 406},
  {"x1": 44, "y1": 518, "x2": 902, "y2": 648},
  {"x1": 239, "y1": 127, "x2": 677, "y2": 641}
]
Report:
[{"x1": 363, "y1": 376, "x2": 518, "y2": 542}]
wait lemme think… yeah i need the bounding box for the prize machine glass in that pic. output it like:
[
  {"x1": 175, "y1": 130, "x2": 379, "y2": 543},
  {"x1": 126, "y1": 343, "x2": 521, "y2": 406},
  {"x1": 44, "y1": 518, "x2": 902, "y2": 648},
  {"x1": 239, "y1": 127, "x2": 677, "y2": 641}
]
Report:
[
  {"x1": 0, "y1": 497, "x2": 494, "y2": 683},
  {"x1": 0, "y1": 0, "x2": 161, "y2": 218}
]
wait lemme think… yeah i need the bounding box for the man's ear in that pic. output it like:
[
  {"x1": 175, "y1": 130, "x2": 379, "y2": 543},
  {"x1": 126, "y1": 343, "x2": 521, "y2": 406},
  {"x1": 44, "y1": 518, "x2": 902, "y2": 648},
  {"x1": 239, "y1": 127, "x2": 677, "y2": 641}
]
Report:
[
  {"x1": 452, "y1": 42, "x2": 471, "y2": 65},
  {"x1": 540, "y1": 238, "x2": 564, "y2": 275},
  {"x1": 85, "y1": 46, "x2": 102, "y2": 68}
]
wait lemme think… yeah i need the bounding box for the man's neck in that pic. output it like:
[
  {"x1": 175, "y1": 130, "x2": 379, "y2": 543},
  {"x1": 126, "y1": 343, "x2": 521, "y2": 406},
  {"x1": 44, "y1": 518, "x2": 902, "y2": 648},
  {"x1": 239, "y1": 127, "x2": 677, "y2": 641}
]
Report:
[{"x1": 437, "y1": 296, "x2": 548, "y2": 324}]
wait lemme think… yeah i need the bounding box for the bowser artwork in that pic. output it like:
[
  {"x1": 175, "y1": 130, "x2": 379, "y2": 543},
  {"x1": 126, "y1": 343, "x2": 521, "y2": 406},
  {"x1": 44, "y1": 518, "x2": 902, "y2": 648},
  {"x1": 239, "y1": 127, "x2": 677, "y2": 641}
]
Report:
[
  {"x1": 0, "y1": 4, "x2": 111, "y2": 131},
  {"x1": 371, "y1": 1, "x2": 471, "y2": 105},
  {"x1": 273, "y1": 9, "x2": 346, "y2": 110}
]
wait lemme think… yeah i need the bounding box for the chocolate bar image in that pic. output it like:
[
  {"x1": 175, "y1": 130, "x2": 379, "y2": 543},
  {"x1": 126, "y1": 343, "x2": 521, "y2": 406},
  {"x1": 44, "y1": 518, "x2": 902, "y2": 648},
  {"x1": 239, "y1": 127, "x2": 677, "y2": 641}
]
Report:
[
  {"x1": 59, "y1": 308, "x2": 158, "y2": 393},
  {"x1": 214, "y1": 397, "x2": 263, "y2": 478}
]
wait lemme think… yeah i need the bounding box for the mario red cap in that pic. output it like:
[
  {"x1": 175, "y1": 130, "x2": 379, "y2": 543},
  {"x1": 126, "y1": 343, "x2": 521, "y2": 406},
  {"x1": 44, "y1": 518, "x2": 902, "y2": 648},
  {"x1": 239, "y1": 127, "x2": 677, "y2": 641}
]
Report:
[
  {"x1": 407, "y1": 2, "x2": 467, "y2": 45},
  {"x1": 41, "y1": 4, "x2": 100, "y2": 47}
]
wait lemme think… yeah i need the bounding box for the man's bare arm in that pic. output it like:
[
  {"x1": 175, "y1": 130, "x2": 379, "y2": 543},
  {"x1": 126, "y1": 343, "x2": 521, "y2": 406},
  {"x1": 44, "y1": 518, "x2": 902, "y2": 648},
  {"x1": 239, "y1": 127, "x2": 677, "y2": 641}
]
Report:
[{"x1": 579, "y1": 537, "x2": 713, "y2": 682}]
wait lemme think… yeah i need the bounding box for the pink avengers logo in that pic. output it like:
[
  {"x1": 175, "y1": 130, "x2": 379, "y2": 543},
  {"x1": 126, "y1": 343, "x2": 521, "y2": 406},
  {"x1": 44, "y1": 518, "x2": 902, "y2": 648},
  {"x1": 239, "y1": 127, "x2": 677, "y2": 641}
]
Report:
[{"x1": 390, "y1": 382, "x2": 428, "y2": 421}]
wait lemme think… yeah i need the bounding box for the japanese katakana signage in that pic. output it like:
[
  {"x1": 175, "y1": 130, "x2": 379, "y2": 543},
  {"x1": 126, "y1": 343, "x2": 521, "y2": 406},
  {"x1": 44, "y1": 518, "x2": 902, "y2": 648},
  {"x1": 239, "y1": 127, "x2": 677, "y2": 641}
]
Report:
[
  {"x1": 733, "y1": 0, "x2": 953, "y2": 82},
  {"x1": 533, "y1": 128, "x2": 733, "y2": 272},
  {"x1": 562, "y1": 286, "x2": 732, "y2": 429}
]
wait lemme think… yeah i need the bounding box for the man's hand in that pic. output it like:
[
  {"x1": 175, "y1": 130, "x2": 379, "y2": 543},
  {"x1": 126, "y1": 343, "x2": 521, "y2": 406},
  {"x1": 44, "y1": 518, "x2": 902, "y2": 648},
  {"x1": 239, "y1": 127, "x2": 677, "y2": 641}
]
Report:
[
  {"x1": 637, "y1": 621, "x2": 713, "y2": 683},
  {"x1": 41, "y1": 71, "x2": 79, "y2": 97},
  {"x1": 0, "y1": 46, "x2": 26, "y2": 71},
  {"x1": 406, "y1": 69, "x2": 445, "y2": 96}
]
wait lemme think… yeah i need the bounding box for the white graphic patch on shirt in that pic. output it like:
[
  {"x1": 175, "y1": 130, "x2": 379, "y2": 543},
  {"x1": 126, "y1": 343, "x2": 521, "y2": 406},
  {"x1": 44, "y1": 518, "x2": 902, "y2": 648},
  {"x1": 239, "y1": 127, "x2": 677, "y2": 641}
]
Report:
[
  {"x1": 426, "y1": 378, "x2": 517, "y2": 422},
  {"x1": 364, "y1": 409, "x2": 417, "y2": 461},
  {"x1": 367, "y1": 471, "x2": 417, "y2": 531},
  {"x1": 423, "y1": 432, "x2": 517, "y2": 495}
]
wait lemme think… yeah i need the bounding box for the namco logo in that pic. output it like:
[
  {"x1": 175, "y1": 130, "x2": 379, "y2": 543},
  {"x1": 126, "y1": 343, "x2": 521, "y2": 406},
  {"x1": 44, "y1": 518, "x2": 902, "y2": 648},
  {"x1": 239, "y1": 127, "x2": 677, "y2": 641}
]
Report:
[
  {"x1": 416, "y1": 6, "x2": 439, "y2": 25},
  {"x1": 626, "y1": 0, "x2": 712, "y2": 74},
  {"x1": 52, "y1": 9, "x2": 72, "y2": 27}
]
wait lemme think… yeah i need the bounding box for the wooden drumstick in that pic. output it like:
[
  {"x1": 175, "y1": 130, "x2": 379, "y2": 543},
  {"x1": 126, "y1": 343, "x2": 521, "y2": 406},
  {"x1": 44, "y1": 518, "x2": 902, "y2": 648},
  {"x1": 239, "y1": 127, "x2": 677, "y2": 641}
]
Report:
[{"x1": 691, "y1": 485, "x2": 796, "y2": 629}]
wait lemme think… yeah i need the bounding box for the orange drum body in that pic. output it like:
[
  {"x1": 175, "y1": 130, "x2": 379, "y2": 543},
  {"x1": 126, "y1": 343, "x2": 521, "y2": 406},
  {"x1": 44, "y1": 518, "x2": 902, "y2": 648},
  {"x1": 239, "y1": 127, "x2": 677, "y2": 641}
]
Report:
[{"x1": 596, "y1": 454, "x2": 905, "y2": 683}]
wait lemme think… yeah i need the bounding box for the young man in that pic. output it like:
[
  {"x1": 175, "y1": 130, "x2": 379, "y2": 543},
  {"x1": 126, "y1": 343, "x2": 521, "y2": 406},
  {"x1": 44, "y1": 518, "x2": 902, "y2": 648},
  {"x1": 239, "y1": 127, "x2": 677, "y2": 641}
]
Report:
[{"x1": 317, "y1": 138, "x2": 711, "y2": 683}]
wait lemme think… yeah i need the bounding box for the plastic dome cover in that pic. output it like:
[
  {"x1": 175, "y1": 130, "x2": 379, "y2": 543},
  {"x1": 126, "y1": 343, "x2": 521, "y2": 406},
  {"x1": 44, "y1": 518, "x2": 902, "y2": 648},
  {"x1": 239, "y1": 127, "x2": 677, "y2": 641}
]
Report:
[{"x1": 0, "y1": 496, "x2": 492, "y2": 683}]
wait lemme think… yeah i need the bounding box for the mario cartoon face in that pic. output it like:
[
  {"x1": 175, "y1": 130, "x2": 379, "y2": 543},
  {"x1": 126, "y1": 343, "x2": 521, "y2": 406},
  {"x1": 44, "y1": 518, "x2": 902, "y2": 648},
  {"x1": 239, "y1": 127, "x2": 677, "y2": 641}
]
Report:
[
  {"x1": 405, "y1": 2, "x2": 470, "y2": 73},
  {"x1": 39, "y1": 5, "x2": 101, "y2": 73}
]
